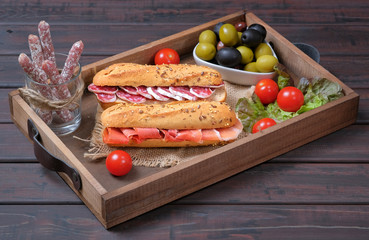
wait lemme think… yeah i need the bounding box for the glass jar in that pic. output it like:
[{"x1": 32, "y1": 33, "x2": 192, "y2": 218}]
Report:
[{"x1": 24, "y1": 53, "x2": 83, "y2": 135}]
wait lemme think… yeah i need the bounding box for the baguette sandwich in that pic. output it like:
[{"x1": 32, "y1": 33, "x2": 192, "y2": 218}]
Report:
[
  {"x1": 88, "y1": 63, "x2": 227, "y2": 109},
  {"x1": 101, "y1": 101, "x2": 242, "y2": 147}
]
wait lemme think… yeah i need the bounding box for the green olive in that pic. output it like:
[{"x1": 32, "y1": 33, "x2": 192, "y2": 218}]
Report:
[
  {"x1": 256, "y1": 55, "x2": 278, "y2": 73},
  {"x1": 254, "y1": 43, "x2": 273, "y2": 59},
  {"x1": 237, "y1": 32, "x2": 242, "y2": 45},
  {"x1": 236, "y1": 46, "x2": 254, "y2": 64},
  {"x1": 195, "y1": 43, "x2": 216, "y2": 61},
  {"x1": 199, "y1": 30, "x2": 217, "y2": 46},
  {"x1": 244, "y1": 62, "x2": 258, "y2": 72},
  {"x1": 219, "y1": 23, "x2": 238, "y2": 47}
]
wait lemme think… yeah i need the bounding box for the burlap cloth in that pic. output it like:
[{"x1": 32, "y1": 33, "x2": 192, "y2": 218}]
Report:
[{"x1": 84, "y1": 81, "x2": 254, "y2": 168}]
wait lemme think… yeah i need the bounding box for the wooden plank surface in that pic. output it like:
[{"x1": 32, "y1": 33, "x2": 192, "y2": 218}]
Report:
[
  {"x1": 1, "y1": 162, "x2": 369, "y2": 204},
  {"x1": 1, "y1": 0, "x2": 369, "y2": 238},
  {"x1": 1, "y1": 205, "x2": 369, "y2": 239}
]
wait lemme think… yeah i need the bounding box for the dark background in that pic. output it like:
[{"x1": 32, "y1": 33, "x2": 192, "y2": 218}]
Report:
[{"x1": 1, "y1": 0, "x2": 369, "y2": 239}]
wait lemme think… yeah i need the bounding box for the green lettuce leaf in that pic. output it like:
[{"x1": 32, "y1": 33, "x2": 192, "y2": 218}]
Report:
[
  {"x1": 274, "y1": 64, "x2": 292, "y2": 89},
  {"x1": 236, "y1": 75, "x2": 344, "y2": 133},
  {"x1": 235, "y1": 94, "x2": 268, "y2": 133}
]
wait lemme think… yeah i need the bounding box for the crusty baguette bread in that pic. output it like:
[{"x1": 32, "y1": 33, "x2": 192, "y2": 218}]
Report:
[
  {"x1": 98, "y1": 85, "x2": 227, "y2": 110},
  {"x1": 93, "y1": 63, "x2": 223, "y2": 87},
  {"x1": 101, "y1": 101, "x2": 237, "y2": 129}
]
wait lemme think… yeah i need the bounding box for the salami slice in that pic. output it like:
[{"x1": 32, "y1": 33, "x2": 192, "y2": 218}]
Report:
[
  {"x1": 157, "y1": 87, "x2": 184, "y2": 101},
  {"x1": 116, "y1": 89, "x2": 146, "y2": 103},
  {"x1": 121, "y1": 86, "x2": 138, "y2": 95},
  {"x1": 169, "y1": 86, "x2": 198, "y2": 101},
  {"x1": 190, "y1": 86, "x2": 213, "y2": 98},
  {"x1": 95, "y1": 93, "x2": 117, "y2": 103},
  {"x1": 88, "y1": 83, "x2": 118, "y2": 94},
  {"x1": 147, "y1": 87, "x2": 170, "y2": 101},
  {"x1": 136, "y1": 86, "x2": 153, "y2": 99}
]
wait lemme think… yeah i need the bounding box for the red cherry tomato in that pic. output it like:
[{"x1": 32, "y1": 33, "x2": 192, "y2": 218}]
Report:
[
  {"x1": 254, "y1": 79, "x2": 279, "y2": 104},
  {"x1": 252, "y1": 118, "x2": 277, "y2": 133},
  {"x1": 154, "y1": 48, "x2": 180, "y2": 65},
  {"x1": 106, "y1": 150, "x2": 132, "y2": 176},
  {"x1": 277, "y1": 86, "x2": 304, "y2": 112}
]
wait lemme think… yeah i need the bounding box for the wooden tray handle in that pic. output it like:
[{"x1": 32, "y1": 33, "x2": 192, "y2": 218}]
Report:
[{"x1": 27, "y1": 119, "x2": 82, "y2": 190}]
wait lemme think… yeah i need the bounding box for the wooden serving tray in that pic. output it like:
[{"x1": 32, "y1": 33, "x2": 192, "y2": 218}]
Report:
[{"x1": 8, "y1": 10, "x2": 359, "y2": 229}]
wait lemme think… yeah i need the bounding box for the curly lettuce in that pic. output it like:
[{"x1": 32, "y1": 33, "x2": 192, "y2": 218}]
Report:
[{"x1": 236, "y1": 69, "x2": 344, "y2": 133}]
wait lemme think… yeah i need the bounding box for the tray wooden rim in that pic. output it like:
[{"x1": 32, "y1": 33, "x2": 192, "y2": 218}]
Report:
[{"x1": 8, "y1": 10, "x2": 360, "y2": 228}]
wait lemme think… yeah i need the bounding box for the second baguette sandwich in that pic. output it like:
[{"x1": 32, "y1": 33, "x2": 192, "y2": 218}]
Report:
[
  {"x1": 88, "y1": 63, "x2": 227, "y2": 109},
  {"x1": 101, "y1": 101, "x2": 242, "y2": 147}
]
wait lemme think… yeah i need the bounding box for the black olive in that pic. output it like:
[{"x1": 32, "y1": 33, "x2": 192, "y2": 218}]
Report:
[
  {"x1": 215, "y1": 47, "x2": 242, "y2": 68},
  {"x1": 241, "y1": 29, "x2": 263, "y2": 48},
  {"x1": 248, "y1": 23, "x2": 267, "y2": 41},
  {"x1": 213, "y1": 22, "x2": 225, "y2": 40}
]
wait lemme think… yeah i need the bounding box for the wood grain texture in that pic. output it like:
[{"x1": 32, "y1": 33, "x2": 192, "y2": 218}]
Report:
[
  {"x1": 2, "y1": 121, "x2": 368, "y2": 163},
  {"x1": 1, "y1": 163, "x2": 368, "y2": 205},
  {"x1": 2, "y1": 55, "x2": 369, "y2": 88},
  {"x1": 1, "y1": 0, "x2": 369, "y2": 237},
  {"x1": 0, "y1": 205, "x2": 369, "y2": 240},
  {"x1": 1, "y1": 0, "x2": 368, "y2": 24},
  {"x1": 2, "y1": 25, "x2": 369, "y2": 56}
]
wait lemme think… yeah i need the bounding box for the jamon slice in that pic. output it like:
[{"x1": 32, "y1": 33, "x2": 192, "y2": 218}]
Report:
[
  {"x1": 201, "y1": 129, "x2": 221, "y2": 141},
  {"x1": 103, "y1": 127, "x2": 129, "y2": 145},
  {"x1": 120, "y1": 128, "x2": 142, "y2": 144},
  {"x1": 176, "y1": 129, "x2": 202, "y2": 143},
  {"x1": 217, "y1": 119, "x2": 243, "y2": 141},
  {"x1": 161, "y1": 129, "x2": 179, "y2": 142},
  {"x1": 134, "y1": 128, "x2": 162, "y2": 139}
]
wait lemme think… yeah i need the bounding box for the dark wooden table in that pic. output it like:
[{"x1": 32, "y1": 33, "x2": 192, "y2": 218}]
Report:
[{"x1": 1, "y1": 0, "x2": 369, "y2": 239}]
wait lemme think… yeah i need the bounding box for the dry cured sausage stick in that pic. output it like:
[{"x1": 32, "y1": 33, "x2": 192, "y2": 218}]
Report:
[
  {"x1": 18, "y1": 53, "x2": 53, "y2": 124},
  {"x1": 38, "y1": 20, "x2": 56, "y2": 65},
  {"x1": 28, "y1": 34, "x2": 44, "y2": 69},
  {"x1": 60, "y1": 40, "x2": 84, "y2": 83},
  {"x1": 42, "y1": 60, "x2": 74, "y2": 122},
  {"x1": 37, "y1": 21, "x2": 74, "y2": 122},
  {"x1": 42, "y1": 60, "x2": 71, "y2": 99},
  {"x1": 34, "y1": 108, "x2": 53, "y2": 124},
  {"x1": 18, "y1": 53, "x2": 53, "y2": 99},
  {"x1": 19, "y1": 54, "x2": 73, "y2": 123}
]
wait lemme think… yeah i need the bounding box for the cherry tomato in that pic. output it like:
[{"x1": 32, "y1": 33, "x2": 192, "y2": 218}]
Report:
[
  {"x1": 254, "y1": 79, "x2": 279, "y2": 104},
  {"x1": 106, "y1": 150, "x2": 132, "y2": 176},
  {"x1": 277, "y1": 86, "x2": 304, "y2": 112},
  {"x1": 154, "y1": 48, "x2": 180, "y2": 65},
  {"x1": 252, "y1": 118, "x2": 277, "y2": 133}
]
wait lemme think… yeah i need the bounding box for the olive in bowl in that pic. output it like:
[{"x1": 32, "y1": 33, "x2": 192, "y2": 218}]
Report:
[{"x1": 193, "y1": 41, "x2": 278, "y2": 86}]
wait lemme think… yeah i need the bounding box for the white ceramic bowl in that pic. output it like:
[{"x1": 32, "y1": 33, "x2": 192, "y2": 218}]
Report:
[{"x1": 193, "y1": 42, "x2": 278, "y2": 86}]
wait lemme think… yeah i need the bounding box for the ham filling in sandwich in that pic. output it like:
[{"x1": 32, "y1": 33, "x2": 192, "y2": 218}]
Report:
[{"x1": 101, "y1": 101, "x2": 242, "y2": 147}]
